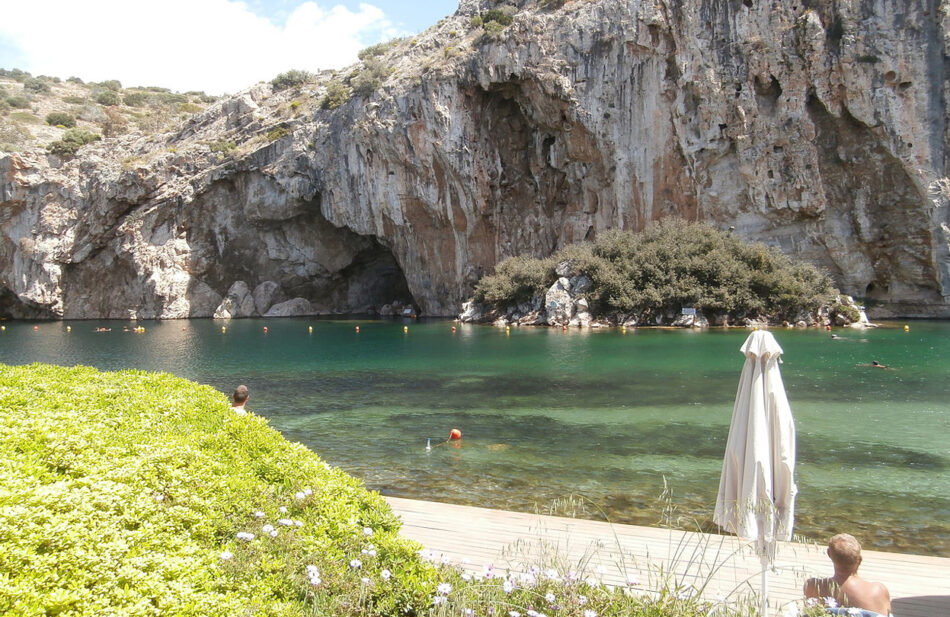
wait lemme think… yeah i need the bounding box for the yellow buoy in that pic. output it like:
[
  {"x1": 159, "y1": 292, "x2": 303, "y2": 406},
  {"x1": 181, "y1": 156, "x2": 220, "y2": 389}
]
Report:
[
  {"x1": 904, "y1": 325, "x2": 910, "y2": 332},
  {"x1": 403, "y1": 326, "x2": 408, "y2": 333},
  {"x1": 621, "y1": 326, "x2": 627, "y2": 333},
  {"x1": 308, "y1": 326, "x2": 313, "y2": 333},
  {"x1": 221, "y1": 326, "x2": 227, "y2": 333},
  {"x1": 1, "y1": 326, "x2": 5, "y2": 332},
  {"x1": 66, "y1": 326, "x2": 71, "y2": 332}
]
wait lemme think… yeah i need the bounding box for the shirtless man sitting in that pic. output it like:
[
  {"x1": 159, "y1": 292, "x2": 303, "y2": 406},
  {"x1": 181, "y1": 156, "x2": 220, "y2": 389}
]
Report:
[{"x1": 804, "y1": 533, "x2": 892, "y2": 616}]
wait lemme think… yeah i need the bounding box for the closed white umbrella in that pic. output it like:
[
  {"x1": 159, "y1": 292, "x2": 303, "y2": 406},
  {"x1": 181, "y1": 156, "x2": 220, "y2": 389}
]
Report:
[{"x1": 714, "y1": 330, "x2": 797, "y2": 616}]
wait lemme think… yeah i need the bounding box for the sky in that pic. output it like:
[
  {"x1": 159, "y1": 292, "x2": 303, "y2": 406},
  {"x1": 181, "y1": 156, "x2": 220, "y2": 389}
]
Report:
[{"x1": 0, "y1": 0, "x2": 459, "y2": 94}]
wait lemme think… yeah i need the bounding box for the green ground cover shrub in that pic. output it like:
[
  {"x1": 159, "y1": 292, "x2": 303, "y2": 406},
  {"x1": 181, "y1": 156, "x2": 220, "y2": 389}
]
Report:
[
  {"x1": 271, "y1": 70, "x2": 313, "y2": 91},
  {"x1": 123, "y1": 92, "x2": 148, "y2": 107},
  {"x1": 357, "y1": 38, "x2": 403, "y2": 61},
  {"x1": 4, "y1": 95, "x2": 30, "y2": 109},
  {"x1": 321, "y1": 79, "x2": 350, "y2": 109},
  {"x1": 22, "y1": 77, "x2": 50, "y2": 94},
  {"x1": 45, "y1": 111, "x2": 76, "y2": 127},
  {"x1": 351, "y1": 58, "x2": 391, "y2": 97},
  {"x1": 474, "y1": 219, "x2": 837, "y2": 321},
  {"x1": 95, "y1": 90, "x2": 120, "y2": 106},
  {"x1": 0, "y1": 364, "x2": 437, "y2": 617},
  {"x1": 45, "y1": 128, "x2": 101, "y2": 156}
]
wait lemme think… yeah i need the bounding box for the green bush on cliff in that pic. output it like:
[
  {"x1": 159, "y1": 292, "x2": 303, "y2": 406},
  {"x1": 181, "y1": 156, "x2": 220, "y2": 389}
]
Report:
[
  {"x1": 270, "y1": 69, "x2": 313, "y2": 91},
  {"x1": 0, "y1": 363, "x2": 438, "y2": 617},
  {"x1": 357, "y1": 38, "x2": 403, "y2": 61},
  {"x1": 320, "y1": 79, "x2": 350, "y2": 109},
  {"x1": 46, "y1": 128, "x2": 101, "y2": 157},
  {"x1": 475, "y1": 219, "x2": 837, "y2": 321},
  {"x1": 45, "y1": 111, "x2": 76, "y2": 127},
  {"x1": 350, "y1": 58, "x2": 391, "y2": 97}
]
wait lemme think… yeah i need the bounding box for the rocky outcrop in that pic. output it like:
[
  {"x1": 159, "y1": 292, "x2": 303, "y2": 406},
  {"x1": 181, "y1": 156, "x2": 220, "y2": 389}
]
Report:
[{"x1": 1, "y1": 0, "x2": 948, "y2": 319}]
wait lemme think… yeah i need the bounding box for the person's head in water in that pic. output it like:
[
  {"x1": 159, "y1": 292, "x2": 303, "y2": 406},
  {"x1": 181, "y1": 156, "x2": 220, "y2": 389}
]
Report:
[{"x1": 232, "y1": 385, "x2": 249, "y2": 407}]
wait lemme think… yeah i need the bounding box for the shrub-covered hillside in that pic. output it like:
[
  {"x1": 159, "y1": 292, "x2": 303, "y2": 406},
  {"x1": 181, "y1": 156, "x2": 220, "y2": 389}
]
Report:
[
  {"x1": 0, "y1": 68, "x2": 217, "y2": 154},
  {"x1": 470, "y1": 219, "x2": 856, "y2": 327},
  {"x1": 0, "y1": 364, "x2": 436, "y2": 616}
]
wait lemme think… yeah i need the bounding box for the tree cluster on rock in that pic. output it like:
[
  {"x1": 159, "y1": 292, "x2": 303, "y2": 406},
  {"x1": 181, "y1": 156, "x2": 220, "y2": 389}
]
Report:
[{"x1": 462, "y1": 219, "x2": 863, "y2": 328}]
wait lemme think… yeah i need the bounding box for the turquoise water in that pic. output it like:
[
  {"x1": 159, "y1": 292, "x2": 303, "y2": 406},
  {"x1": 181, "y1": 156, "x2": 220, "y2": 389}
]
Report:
[{"x1": 1, "y1": 318, "x2": 948, "y2": 556}]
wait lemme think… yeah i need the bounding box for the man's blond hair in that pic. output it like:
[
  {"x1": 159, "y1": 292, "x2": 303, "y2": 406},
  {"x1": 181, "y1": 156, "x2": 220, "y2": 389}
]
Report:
[{"x1": 828, "y1": 533, "x2": 862, "y2": 571}]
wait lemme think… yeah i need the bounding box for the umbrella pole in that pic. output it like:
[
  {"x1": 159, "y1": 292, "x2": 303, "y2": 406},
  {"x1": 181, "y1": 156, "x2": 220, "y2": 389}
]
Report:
[{"x1": 760, "y1": 553, "x2": 769, "y2": 617}]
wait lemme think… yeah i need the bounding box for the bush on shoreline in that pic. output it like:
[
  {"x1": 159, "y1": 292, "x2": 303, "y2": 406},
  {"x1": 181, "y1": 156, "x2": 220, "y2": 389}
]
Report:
[{"x1": 473, "y1": 219, "x2": 840, "y2": 324}]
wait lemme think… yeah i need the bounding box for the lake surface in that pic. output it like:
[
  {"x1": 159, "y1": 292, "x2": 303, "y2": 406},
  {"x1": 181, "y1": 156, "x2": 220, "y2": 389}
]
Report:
[{"x1": 2, "y1": 318, "x2": 948, "y2": 556}]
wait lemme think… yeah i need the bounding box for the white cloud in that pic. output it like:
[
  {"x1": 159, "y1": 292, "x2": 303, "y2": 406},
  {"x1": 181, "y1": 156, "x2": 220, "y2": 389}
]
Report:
[{"x1": 0, "y1": 0, "x2": 399, "y2": 94}]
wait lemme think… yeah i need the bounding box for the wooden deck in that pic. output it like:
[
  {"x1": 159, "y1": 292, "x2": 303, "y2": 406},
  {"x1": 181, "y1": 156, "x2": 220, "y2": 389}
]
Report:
[{"x1": 386, "y1": 497, "x2": 949, "y2": 617}]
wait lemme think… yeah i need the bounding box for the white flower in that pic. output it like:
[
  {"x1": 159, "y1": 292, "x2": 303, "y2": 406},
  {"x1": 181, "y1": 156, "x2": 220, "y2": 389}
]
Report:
[
  {"x1": 783, "y1": 604, "x2": 801, "y2": 617},
  {"x1": 503, "y1": 579, "x2": 515, "y2": 594},
  {"x1": 441, "y1": 555, "x2": 451, "y2": 565},
  {"x1": 363, "y1": 527, "x2": 374, "y2": 536},
  {"x1": 626, "y1": 574, "x2": 641, "y2": 586},
  {"x1": 464, "y1": 610, "x2": 475, "y2": 617},
  {"x1": 824, "y1": 597, "x2": 838, "y2": 609},
  {"x1": 418, "y1": 549, "x2": 434, "y2": 561},
  {"x1": 527, "y1": 611, "x2": 540, "y2": 617},
  {"x1": 295, "y1": 491, "x2": 306, "y2": 500},
  {"x1": 437, "y1": 582, "x2": 452, "y2": 595},
  {"x1": 350, "y1": 559, "x2": 362, "y2": 569},
  {"x1": 253, "y1": 510, "x2": 265, "y2": 518},
  {"x1": 545, "y1": 593, "x2": 556, "y2": 603},
  {"x1": 268, "y1": 529, "x2": 278, "y2": 538},
  {"x1": 578, "y1": 595, "x2": 588, "y2": 605},
  {"x1": 309, "y1": 577, "x2": 321, "y2": 586},
  {"x1": 461, "y1": 572, "x2": 472, "y2": 582},
  {"x1": 433, "y1": 596, "x2": 447, "y2": 606},
  {"x1": 219, "y1": 550, "x2": 234, "y2": 560},
  {"x1": 846, "y1": 608, "x2": 862, "y2": 616},
  {"x1": 294, "y1": 520, "x2": 303, "y2": 527},
  {"x1": 509, "y1": 611, "x2": 521, "y2": 617},
  {"x1": 361, "y1": 577, "x2": 371, "y2": 585},
  {"x1": 520, "y1": 572, "x2": 537, "y2": 586},
  {"x1": 584, "y1": 610, "x2": 597, "y2": 617},
  {"x1": 155, "y1": 494, "x2": 164, "y2": 501},
  {"x1": 381, "y1": 569, "x2": 392, "y2": 581},
  {"x1": 277, "y1": 518, "x2": 293, "y2": 526},
  {"x1": 262, "y1": 524, "x2": 275, "y2": 533},
  {"x1": 306, "y1": 565, "x2": 319, "y2": 576},
  {"x1": 545, "y1": 568, "x2": 560, "y2": 581},
  {"x1": 304, "y1": 488, "x2": 313, "y2": 496},
  {"x1": 279, "y1": 506, "x2": 288, "y2": 514},
  {"x1": 236, "y1": 532, "x2": 255, "y2": 541}
]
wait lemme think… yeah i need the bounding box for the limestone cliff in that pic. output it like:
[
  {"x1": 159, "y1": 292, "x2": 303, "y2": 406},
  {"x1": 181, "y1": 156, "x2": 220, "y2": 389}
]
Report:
[{"x1": 1, "y1": 0, "x2": 948, "y2": 319}]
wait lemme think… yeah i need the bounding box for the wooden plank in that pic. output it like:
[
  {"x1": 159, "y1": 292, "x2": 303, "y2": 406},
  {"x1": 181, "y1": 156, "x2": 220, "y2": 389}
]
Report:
[{"x1": 386, "y1": 497, "x2": 950, "y2": 617}]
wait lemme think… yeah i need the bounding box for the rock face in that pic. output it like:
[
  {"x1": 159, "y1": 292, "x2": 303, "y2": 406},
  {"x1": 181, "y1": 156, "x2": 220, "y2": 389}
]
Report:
[{"x1": 1, "y1": 0, "x2": 948, "y2": 319}]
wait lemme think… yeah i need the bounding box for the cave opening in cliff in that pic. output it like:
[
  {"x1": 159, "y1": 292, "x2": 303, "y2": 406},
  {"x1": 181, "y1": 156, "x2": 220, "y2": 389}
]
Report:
[
  {"x1": 0, "y1": 286, "x2": 56, "y2": 320},
  {"x1": 337, "y1": 237, "x2": 416, "y2": 316}
]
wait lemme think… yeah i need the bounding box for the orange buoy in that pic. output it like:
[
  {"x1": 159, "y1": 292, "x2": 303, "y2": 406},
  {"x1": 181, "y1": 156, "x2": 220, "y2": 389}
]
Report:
[
  {"x1": 263, "y1": 327, "x2": 268, "y2": 333},
  {"x1": 449, "y1": 428, "x2": 462, "y2": 440},
  {"x1": 355, "y1": 326, "x2": 360, "y2": 333},
  {"x1": 451, "y1": 326, "x2": 457, "y2": 333}
]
